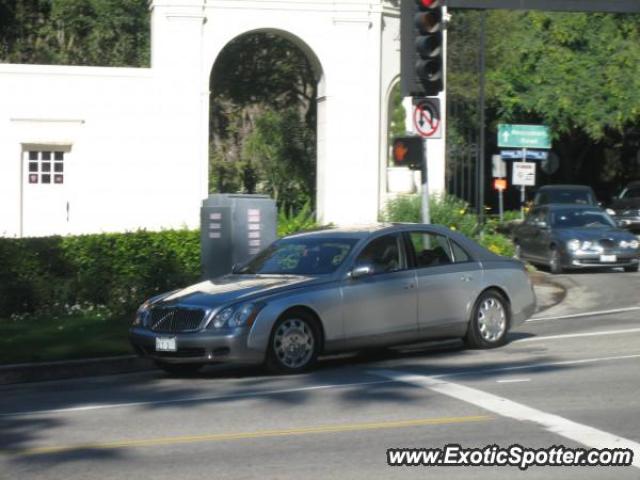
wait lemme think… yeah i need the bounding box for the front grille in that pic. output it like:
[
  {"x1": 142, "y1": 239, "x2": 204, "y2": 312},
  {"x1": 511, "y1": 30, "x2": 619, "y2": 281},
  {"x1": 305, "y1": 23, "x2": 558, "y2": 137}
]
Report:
[
  {"x1": 149, "y1": 307, "x2": 206, "y2": 333},
  {"x1": 143, "y1": 346, "x2": 206, "y2": 358},
  {"x1": 599, "y1": 238, "x2": 616, "y2": 249}
]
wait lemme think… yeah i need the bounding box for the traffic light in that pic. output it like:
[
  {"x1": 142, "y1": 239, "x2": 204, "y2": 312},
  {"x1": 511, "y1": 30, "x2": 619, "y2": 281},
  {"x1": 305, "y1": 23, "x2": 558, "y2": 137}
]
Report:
[
  {"x1": 401, "y1": 0, "x2": 444, "y2": 98},
  {"x1": 392, "y1": 136, "x2": 423, "y2": 170}
]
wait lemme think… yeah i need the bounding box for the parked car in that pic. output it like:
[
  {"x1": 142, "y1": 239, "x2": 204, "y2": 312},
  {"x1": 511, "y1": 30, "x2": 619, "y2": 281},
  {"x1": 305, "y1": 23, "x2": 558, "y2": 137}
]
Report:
[
  {"x1": 532, "y1": 184, "x2": 598, "y2": 207},
  {"x1": 608, "y1": 181, "x2": 640, "y2": 234},
  {"x1": 130, "y1": 224, "x2": 536, "y2": 374},
  {"x1": 513, "y1": 204, "x2": 640, "y2": 274}
]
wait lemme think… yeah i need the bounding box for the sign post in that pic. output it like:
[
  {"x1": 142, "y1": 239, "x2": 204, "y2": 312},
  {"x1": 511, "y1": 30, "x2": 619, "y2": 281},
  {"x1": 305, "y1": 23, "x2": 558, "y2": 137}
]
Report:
[
  {"x1": 412, "y1": 99, "x2": 442, "y2": 225},
  {"x1": 498, "y1": 124, "x2": 551, "y2": 219},
  {"x1": 493, "y1": 178, "x2": 507, "y2": 222}
]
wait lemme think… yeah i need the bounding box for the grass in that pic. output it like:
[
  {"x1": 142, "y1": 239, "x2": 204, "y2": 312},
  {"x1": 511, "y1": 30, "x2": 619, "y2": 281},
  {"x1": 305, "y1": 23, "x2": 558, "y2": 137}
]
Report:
[{"x1": 0, "y1": 312, "x2": 133, "y2": 365}]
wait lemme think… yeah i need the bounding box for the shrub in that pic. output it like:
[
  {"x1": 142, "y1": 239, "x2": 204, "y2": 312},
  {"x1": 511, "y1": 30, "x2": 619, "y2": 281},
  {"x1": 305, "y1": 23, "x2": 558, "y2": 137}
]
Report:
[
  {"x1": 0, "y1": 230, "x2": 200, "y2": 318},
  {"x1": 277, "y1": 202, "x2": 322, "y2": 237}
]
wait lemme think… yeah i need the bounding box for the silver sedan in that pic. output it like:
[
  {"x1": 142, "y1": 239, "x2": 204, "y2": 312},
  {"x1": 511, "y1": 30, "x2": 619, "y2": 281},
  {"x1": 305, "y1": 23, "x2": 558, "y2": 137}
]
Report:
[{"x1": 129, "y1": 224, "x2": 536, "y2": 374}]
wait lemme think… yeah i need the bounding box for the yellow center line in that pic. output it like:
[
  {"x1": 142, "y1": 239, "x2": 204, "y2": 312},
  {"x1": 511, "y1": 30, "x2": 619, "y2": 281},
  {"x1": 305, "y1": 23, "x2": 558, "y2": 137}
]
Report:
[{"x1": 9, "y1": 415, "x2": 491, "y2": 457}]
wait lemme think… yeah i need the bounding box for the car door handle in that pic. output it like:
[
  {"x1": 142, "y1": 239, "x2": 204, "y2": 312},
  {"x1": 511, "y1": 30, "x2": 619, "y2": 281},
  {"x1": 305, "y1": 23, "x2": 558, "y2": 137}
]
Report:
[
  {"x1": 404, "y1": 283, "x2": 415, "y2": 290},
  {"x1": 460, "y1": 275, "x2": 472, "y2": 282}
]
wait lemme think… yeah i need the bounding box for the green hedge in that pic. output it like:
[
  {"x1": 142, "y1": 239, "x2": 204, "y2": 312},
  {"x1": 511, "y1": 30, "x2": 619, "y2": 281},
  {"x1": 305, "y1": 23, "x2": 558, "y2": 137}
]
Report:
[{"x1": 0, "y1": 230, "x2": 201, "y2": 318}]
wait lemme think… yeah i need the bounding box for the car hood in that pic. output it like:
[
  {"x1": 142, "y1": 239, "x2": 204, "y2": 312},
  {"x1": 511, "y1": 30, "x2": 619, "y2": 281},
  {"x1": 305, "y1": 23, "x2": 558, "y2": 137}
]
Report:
[
  {"x1": 554, "y1": 227, "x2": 636, "y2": 242},
  {"x1": 153, "y1": 275, "x2": 323, "y2": 310},
  {"x1": 611, "y1": 198, "x2": 640, "y2": 211}
]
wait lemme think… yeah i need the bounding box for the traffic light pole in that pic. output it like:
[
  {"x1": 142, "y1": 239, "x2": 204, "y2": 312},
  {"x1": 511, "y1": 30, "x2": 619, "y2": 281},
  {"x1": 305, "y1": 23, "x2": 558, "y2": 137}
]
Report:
[
  {"x1": 421, "y1": 139, "x2": 431, "y2": 225},
  {"x1": 477, "y1": 10, "x2": 487, "y2": 225}
]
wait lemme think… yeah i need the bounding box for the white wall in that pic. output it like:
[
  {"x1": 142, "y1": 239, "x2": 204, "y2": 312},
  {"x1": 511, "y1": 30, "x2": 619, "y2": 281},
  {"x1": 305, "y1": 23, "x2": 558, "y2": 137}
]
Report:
[
  {"x1": 0, "y1": 63, "x2": 205, "y2": 236},
  {"x1": 0, "y1": 0, "x2": 448, "y2": 237}
]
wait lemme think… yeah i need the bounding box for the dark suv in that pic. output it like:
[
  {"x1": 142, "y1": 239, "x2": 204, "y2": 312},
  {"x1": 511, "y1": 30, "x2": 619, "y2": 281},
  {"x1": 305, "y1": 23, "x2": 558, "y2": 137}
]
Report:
[
  {"x1": 532, "y1": 185, "x2": 598, "y2": 207},
  {"x1": 609, "y1": 181, "x2": 640, "y2": 233}
]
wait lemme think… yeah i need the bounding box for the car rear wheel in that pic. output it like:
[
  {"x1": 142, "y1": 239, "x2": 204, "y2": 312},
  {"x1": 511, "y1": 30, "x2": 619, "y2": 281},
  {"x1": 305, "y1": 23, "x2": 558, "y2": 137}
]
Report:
[
  {"x1": 549, "y1": 248, "x2": 563, "y2": 274},
  {"x1": 624, "y1": 264, "x2": 639, "y2": 273},
  {"x1": 155, "y1": 361, "x2": 204, "y2": 375},
  {"x1": 465, "y1": 290, "x2": 509, "y2": 349},
  {"x1": 266, "y1": 312, "x2": 320, "y2": 374}
]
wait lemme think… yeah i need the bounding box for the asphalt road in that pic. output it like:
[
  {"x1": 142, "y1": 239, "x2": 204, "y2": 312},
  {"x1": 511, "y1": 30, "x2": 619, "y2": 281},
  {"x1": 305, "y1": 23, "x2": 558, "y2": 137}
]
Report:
[{"x1": 1, "y1": 269, "x2": 639, "y2": 480}]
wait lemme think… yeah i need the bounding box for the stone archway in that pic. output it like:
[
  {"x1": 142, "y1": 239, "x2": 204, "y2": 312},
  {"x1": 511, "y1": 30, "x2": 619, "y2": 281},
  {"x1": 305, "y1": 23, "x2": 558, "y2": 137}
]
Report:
[
  {"x1": 150, "y1": 0, "x2": 405, "y2": 225},
  {"x1": 207, "y1": 29, "x2": 325, "y2": 211}
]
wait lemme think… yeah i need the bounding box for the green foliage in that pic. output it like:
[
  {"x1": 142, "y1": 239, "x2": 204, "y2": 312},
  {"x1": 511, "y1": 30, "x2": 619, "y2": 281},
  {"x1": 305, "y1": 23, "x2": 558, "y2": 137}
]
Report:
[
  {"x1": 389, "y1": 83, "x2": 406, "y2": 138},
  {"x1": 487, "y1": 11, "x2": 640, "y2": 141},
  {"x1": 0, "y1": 0, "x2": 150, "y2": 66},
  {"x1": 209, "y1": 32, "x2": 317, "y2": 209},
  {"x1": 382, "y1": 194, "x2": 479, "y2": 238},
  {"x1": 0, "y1": 230, "x2": 200, "y2": 318},
  {"x1": 277, "y1": 202, "x2": 320, "y2": 237},
  {"x1": 383, "y1": 195, "x2": 516, "y2": 257},
  {"x1": 244, "y1": 108, "x2": 315, "y2": 211}
]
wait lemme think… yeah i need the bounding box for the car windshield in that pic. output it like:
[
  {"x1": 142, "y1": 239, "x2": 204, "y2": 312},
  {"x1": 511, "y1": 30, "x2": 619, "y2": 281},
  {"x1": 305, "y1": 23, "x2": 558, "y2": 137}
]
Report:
[
  {"x1": 550, "y1": 209, "x2": 616, "y2": 228},
  {"x1": 539, "y1": 190, "x2": 594, "y2": 205},
  {"x1": 620, "y1": 186, "x2": 640, "y2": 199},
  {"x1": 237, "y1": 237, "x2": 358, "y2": 275}
]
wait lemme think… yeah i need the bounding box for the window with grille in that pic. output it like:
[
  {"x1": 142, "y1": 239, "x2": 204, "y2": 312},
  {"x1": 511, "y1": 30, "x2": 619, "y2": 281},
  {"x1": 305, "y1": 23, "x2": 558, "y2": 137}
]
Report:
[{"x1": 26, "y1": 150, "x2": 65, "y2": 185}]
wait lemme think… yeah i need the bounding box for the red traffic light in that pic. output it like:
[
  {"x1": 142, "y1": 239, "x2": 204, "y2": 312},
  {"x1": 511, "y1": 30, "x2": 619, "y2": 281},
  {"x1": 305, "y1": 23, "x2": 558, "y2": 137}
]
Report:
[{"x1": 417, "y1": 0, "x2": 441, "y2": 8}]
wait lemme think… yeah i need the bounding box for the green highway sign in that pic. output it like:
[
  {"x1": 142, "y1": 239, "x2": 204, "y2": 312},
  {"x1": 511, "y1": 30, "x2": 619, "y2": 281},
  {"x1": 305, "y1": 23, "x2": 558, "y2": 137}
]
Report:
[{"x1": 498, "y1": 124, "x2": 551, "y2": 149}]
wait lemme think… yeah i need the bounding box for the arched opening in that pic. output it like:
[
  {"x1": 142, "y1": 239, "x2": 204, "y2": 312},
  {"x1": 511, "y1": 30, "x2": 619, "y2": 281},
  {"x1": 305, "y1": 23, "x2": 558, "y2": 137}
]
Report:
[{"x1": 208, "y1": 30, "x2": 324, "y2": 215}]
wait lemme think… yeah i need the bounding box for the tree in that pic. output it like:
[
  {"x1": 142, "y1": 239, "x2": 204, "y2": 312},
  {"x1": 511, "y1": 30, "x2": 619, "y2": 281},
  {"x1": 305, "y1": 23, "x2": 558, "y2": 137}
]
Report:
[
  {"x1": 0, "y1": 0, "x2": 150, "y2": 66},
  {"x1": 209, "y1": 32, "x2": 318, "y2": 210}
]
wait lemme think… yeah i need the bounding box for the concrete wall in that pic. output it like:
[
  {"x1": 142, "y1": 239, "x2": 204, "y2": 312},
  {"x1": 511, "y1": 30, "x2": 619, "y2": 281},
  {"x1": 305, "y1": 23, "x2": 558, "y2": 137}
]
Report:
[{"x1": 0, "y1": 0, "x2": 446, "y2": 237}]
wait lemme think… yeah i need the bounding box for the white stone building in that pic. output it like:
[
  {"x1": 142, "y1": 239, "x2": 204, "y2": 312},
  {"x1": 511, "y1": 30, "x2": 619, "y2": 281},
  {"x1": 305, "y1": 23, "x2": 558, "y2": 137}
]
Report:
[{"x1": 0, "y1": 0, "x2": 446, "y2": 238}]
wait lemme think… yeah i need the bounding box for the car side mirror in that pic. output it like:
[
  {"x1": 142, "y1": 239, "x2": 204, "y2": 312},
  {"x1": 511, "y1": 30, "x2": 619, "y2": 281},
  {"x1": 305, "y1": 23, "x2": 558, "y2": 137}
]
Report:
[
  {"x1": 349, "y1": 265, "x2": 373, "y2": 279},
  {"x1": 231, "y1": 263, "x2": 240, "y2": 274}
]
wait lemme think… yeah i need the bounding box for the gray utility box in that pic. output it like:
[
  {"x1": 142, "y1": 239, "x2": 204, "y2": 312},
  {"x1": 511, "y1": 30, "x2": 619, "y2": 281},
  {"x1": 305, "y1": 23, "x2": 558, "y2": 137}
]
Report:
[{"x1": 201, "y1": 194, "x2": 277, "y2": 279}]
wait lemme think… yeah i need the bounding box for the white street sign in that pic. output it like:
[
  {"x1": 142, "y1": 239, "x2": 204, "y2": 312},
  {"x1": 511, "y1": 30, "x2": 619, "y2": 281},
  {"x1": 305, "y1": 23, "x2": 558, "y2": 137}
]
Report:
[{"x1": 513, "y1": 162, "x2": 536, "y2": 186}]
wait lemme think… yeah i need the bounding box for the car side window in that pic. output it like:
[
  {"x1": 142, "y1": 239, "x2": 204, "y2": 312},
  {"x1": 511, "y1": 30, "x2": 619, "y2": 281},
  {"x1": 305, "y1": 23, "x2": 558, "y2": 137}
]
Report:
[
  {"x1": 450, "y1": 241, "x2": 471, "y2": 263},
  {"x1": 355, "y1": 234, "x2": 402, "y2": 274},
  {"x1": 408, "y1": 232, "x2": 453, "y2": 268},
  {"x1": 623, "y1": 186, "x2": 640, "y2": 199}
]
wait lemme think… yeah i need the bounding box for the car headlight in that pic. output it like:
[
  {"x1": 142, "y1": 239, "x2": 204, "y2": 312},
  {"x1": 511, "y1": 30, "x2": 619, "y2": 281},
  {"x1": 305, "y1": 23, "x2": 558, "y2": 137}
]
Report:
[
  {"x1": 621, "y1": 239, "x2": 639, "y2": 249},
  {"x1": 209, "y1": 303, "x2": 265, "y2": 329},
  {"x1": 606, "y1": 208, "x2": 617, "y2": 216},
  {"x1": 567, "y1": 239, "x2": 581, "y2": 251}
]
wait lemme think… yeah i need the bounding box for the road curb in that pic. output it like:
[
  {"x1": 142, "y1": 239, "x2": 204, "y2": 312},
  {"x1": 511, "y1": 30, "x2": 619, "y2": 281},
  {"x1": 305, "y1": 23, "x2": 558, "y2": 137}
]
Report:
[
  {"x1": 529, "y1": 271, "x2": 567, "y2": 313},
  {"x1": 0, "y1": 355, "x2": 155, "y2": 386}
]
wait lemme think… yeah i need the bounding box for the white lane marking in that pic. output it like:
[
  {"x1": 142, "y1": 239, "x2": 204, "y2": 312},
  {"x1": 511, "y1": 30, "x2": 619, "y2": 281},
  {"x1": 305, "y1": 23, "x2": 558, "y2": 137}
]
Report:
[
  {"x1": 373, "y1": 369, "x2": 640, "y2": 469},
  {"x1": 514, "y1": 328, "x2": 640, "y2": 343},
  {"x1": 5, "y1": 354, "x2": 639, "y2": 418},
  {"x1": 529, "y1": 306, "x2": 640, "y2": 322},
  {"x1": 0, "y1": 379, "x2": 393, "y2": 418},
  {"x1": 496, "y1": 378, "x2": 530, "y2": 384},
  {"x1": 425, "y1": 354, "x2": 640, "y2": 380}
]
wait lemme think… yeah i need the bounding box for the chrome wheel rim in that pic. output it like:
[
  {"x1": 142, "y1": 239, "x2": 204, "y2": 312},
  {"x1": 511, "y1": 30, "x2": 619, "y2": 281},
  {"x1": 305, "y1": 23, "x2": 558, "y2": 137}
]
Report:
[
  {"x1": 514, "y1": 244, "x2": 521, "y2": 259},
  {"x1": 477, "y1": 297, "x2": 506, "y2": 343},
  {"x1": 273, "y1": 318, "x2": 314, "y2": 369},
  {"x1": 550, "y1": 251, "x2": 559, "y2": 271}
]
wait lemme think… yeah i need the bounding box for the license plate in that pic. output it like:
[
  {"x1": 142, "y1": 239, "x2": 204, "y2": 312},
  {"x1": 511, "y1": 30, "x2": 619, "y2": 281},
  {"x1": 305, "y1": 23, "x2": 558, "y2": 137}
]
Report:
[
  {"x1": 600, "y1": 254, "x2": 617, "y2": 263},
  {"x1": 155, "y1": 337, "x2": 177, "y2": 352}
]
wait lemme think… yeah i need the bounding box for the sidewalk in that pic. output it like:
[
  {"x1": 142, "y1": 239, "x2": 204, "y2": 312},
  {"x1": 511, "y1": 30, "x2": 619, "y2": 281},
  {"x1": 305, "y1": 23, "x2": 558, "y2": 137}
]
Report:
[{"x1": 0, "y1": 273, "x2": 567, "y2": 385}]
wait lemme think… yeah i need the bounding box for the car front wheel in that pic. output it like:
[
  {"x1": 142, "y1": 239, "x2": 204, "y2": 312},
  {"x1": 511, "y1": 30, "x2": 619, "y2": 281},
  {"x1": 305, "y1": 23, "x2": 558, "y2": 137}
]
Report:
[
  {"x1": 266, "y1": 312, "x2": 320, "y2": 374},
  {"x1": 549, "y1": 248, "x2": 563, "y2": 274},
  {"x1": 624, "y1": 263, "x2": 639, "y2": 273},
  {"x1": 465, "y1": 290, "x2": 510, "y2": 349}
]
